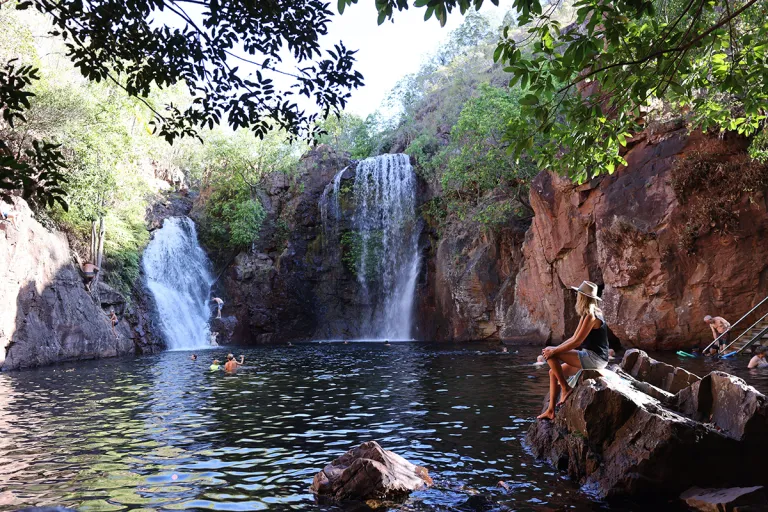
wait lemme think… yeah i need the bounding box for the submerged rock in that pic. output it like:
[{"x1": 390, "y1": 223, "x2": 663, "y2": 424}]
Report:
[
  {"x1": 311, "y1": 441, "x2": 433, "y2": 502},
  {"x1": 526, "y1": 350, "x2": 768, "y2": 499},
  {"x1": 681, "y1": 486, "x2": 768, "y2": 512}
]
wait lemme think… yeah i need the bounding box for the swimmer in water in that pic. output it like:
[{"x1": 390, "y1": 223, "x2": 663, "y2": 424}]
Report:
[
  {"x1": 210, "y1": 359, "x2": 221, "y2": 371},
  {"x1": 533, "y1": 355, "x2": 546, "y2": 366}
]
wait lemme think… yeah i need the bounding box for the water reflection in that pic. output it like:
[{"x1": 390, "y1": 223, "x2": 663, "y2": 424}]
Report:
[{"x1": 0, "y1": 344, "x2": 764, "y2": 511}]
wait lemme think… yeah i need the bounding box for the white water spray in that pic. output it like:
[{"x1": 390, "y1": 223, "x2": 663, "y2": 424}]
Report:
[
  {"x1": 322, "y1": 154, "x2": 421, "y2": 340},
  {"x1": 143, "y1": 217, "x2": 214, "y2": 350}
]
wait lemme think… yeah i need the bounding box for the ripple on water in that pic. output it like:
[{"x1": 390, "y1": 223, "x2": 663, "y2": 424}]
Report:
[{"x1": 0, "y1": 343, "x2": 762, "y2": 511}]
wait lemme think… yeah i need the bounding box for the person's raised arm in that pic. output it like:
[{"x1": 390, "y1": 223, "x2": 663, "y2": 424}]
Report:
[{"x1": 238, "y1": 355, "x2": 245, "y2": 365}]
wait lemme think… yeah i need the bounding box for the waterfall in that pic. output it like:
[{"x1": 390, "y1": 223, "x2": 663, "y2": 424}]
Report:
[
  {"x1": 322, "y1": 154, "x2": 421, "y2": 340},
  {"x1": 142, "y1": 217, "x2": 214, "y2": 350}
]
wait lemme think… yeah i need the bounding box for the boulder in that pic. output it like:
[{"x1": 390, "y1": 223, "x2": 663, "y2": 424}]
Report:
[
  {"x1": 311, "y1": 441, "x2": 432, "y2": 502},
  {"x1": 681, "y1": 486, "x2": 768, "y2": 512},
  {"x1": 526, "y1": 354, "x2": 768, "y2": 499},
  {"x1": 621, "y1": 349, "x2": 700, "y2": 393},
  {"x1": 210, "y1": 316, "x2": 238, "y2": 345},
  {"x1": 675, "y1": 371, "x2": 768, "y2": 441}
]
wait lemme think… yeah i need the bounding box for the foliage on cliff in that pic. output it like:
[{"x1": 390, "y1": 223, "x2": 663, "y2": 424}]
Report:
[
  {"x1": 341, "y1": 0, "x2": 768, "y2": 185},
  {"x1": 188, "y1": 129, "x2": 304, "y2": 256}
]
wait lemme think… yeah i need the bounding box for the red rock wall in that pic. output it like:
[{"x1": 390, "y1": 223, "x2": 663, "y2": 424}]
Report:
[{"x1": 509, "y1": 128, "x2": 768, "y2": 350}]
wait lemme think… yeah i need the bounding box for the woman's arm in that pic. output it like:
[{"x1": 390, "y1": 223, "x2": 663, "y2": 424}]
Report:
[
  {"x1": 555, "y1": 315, "x2": 597, "y2": 355},
  {"x1": 555, "y1": 316, "x2": 585, "y2": 350}
]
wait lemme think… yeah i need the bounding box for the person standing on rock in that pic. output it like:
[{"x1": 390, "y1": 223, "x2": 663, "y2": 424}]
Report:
[
  {"x1": 537, "y1": 281, "x2": 610, "y2": 421},
  {"x1": 211, "y1": 297, "x2": 224, "y2": 319},
  {"x1": 81, "y1": 262, "x2": 100, "y2": 292},
  {"x1": 704, "y1": 315, "x2": 731, "y2": 355},
  {"x1": 109, "y1": 308, "x2": 118, "y2": 338}
]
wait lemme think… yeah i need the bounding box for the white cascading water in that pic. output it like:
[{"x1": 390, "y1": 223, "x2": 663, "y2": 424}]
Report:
[
  {"x1": 322, "y1": 154, "x2": 421, "y2": 340},
  {"x1": 142, "y1": 217, "x2": 215, "y2": 350}
]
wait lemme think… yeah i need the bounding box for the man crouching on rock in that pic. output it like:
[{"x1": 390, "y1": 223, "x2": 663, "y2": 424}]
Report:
[{"x1": 537, "y1": 281, "x2": 610, "y2": 421}]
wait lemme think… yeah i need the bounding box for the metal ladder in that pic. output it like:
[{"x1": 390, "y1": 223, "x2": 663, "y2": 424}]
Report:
[{"x1": 703, "y1": 295, "x2": 768, "y2": 357}]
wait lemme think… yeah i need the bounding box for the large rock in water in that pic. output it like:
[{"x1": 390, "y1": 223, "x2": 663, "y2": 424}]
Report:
[
  {"x1": 311, "y1": 441, "x2": 433, "y2": 502},
  {"x1": 0, "y1": 198, "x2": 148, "y2": 370},
  {"x1": 526, "y1": 350, "x2": 768, "y2": 499},
  {"x1": 681, "y1": 486, "x2": 768, "y2": 512}
]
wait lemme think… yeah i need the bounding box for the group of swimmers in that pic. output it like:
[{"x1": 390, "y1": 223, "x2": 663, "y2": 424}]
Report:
[{"x1": 190, "y1": 353, "x2": 245, "y2": 373}]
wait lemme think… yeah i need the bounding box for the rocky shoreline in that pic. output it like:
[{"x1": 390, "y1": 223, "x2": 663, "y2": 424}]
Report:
[{"x1": 526, "y1": 349, "x2": 768, "y2": 499}]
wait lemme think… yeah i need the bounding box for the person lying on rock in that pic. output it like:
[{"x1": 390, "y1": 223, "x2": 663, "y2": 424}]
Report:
[
  {"x1": 81, "y1": 262, "x2": 99, "y2": 292},
  {"x1": 748, "y1": 346, "x2": 768, "y2": 369},
  {"x1": 537, "y1": 281, "x2": 610, "y2": 421},
  {"x1": 704, "y1": 315, "x2": 731, "y2": 355},
  {"x1": 223, "y1": 353, "x2": 244, "y2": 373}
]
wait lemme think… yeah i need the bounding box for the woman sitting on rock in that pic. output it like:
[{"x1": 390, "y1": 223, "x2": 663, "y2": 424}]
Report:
[{"x1": 537, "y1": 281, "x2": 610, "y2": 420}]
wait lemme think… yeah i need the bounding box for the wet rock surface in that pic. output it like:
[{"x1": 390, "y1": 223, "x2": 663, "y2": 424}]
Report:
[
  {"x1": 681, "y1": 486, "x2": 768, "y2": 512},
  {"x1": 526, "y1": 350, "x2": 768, "y2": 499},
  {"x1": 311, "y1": 441, "x2": 432, "y2": 502}
]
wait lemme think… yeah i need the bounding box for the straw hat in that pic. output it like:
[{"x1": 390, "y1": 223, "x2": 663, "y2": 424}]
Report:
[{"x1": 571, "y1": 280, "x2": 602, "y2": 301}]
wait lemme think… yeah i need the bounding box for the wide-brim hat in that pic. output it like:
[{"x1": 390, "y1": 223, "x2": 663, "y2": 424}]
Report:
[{"x1": 571, "y1": 280, "x2": 602, "y2": 301}]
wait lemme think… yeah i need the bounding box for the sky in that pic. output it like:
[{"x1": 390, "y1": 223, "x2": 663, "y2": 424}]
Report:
[{"x1": 316, "y1": 1, "x2": 514, "y2": 117}]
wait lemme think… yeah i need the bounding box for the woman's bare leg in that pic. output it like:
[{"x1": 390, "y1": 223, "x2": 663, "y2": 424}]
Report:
[
  {"x1": 547, "y1": 351, "x2": 582, "y2": 405},
  {"x1": 536, "y1": 369, "x2": 558, "y2": 420}
]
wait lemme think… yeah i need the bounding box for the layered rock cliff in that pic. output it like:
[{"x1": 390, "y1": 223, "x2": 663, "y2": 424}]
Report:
[
  {"x1": 0, "y1": 198, "x2": 159, "y2": 370},
  {"x1": 213, "y1": 145, "x2": 357, "y2": 343},
  {"x1": 417, "y1": 126, "x2": 768, "y2": 349}
]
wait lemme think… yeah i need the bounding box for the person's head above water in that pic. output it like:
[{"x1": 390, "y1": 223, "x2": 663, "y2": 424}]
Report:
[
  {"x1": 756, "y1": 346, "x2": 768, "y2": 358},
  {"x1": 191, "y1": 354, "x2": 197, "y2": 360},
  {"x1": 227, "y1": 353, "x2": 234, "y2": 361},
  {"x1": 212, "y1": 359, "x2": 220, "y2": 364},
  {"x1": 536, "y1": 355, "x2": 545, "y2": 363}
]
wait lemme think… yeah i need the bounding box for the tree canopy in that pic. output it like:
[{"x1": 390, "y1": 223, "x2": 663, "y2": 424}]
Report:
[
  {"x1": 343, "y1": 0, "x2": 768, "y2": 182},
  {"x1": 2, "y1": 0, "x2": 364, "y2": 205}
]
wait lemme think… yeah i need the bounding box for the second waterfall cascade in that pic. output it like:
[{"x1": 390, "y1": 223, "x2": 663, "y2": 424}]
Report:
[
  {"x1": 142, "y1": 217, "x2": 215, "y2": 350},
  {"x1": 321, "y1": 154, "x2": 421, "y2": 340}
]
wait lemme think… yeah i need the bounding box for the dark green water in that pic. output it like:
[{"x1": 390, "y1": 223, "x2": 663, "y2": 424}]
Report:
[{"x1": 0, "y1": 343, "x2": 764, "y2": 511}]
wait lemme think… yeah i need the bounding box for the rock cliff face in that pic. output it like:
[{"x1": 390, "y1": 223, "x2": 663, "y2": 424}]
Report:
[
  {"x1": 216, "y1": 145, "x2": 357, "y2": 343},
  {"x1": 420, "y1": 127, "x2": 768, "y2": 349},
  {"x1": 0, "y1": 198, "x2": 151, "y2": 370},
  {"x1": 417, "y1": 218, "x2": 529, "y2": 341}
]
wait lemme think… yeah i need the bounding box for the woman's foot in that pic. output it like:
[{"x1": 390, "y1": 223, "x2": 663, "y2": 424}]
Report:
[
  {"x1": 537, "y1": 408, "x2": 555, "y2": 420},
  {"x1": 556, "y1": 386, "x2": 574, "y2": 406}
]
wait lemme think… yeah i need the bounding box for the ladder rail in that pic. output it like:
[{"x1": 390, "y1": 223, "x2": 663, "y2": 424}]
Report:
[
  {"x1": 703, "y1": 295, "x2": 768, "y2": 354},
  {"x1": 734, "y1": 325, "x2": 768, "y2": 355},
  {"x1": 721, "y1": 310, "x2": 768, "y2": 354}
]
